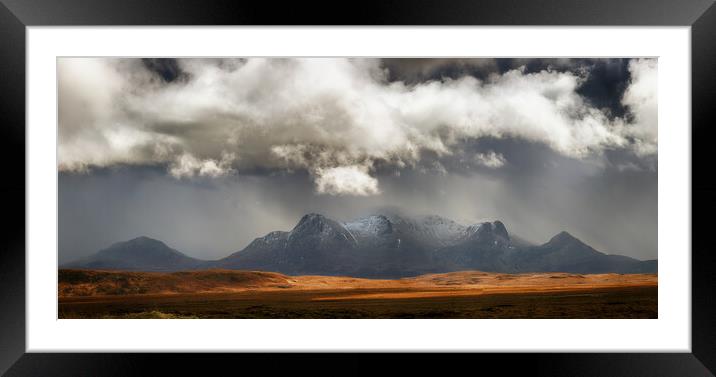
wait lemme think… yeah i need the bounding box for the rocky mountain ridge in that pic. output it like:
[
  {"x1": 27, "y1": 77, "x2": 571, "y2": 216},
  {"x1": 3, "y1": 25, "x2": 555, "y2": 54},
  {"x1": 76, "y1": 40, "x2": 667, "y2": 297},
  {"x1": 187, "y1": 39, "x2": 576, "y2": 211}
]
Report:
[{"x1": 63, "y1": 213, "x2": 657, "y2": 277}]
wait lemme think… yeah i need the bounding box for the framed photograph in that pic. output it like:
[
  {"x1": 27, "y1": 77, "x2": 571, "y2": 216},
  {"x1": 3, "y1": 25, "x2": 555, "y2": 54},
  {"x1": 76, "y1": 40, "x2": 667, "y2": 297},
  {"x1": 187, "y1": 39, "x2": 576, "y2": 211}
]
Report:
[{"x1": 2, "y1": 0, "x2": 715, "y2": 375}]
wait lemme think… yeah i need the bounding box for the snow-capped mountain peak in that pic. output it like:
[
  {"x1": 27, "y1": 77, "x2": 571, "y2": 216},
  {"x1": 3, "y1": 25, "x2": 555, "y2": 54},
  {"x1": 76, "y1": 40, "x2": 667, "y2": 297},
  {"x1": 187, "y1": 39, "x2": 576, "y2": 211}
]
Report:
[{"x1": 287, "y1": 213, "x2": 357, "y2": 250}]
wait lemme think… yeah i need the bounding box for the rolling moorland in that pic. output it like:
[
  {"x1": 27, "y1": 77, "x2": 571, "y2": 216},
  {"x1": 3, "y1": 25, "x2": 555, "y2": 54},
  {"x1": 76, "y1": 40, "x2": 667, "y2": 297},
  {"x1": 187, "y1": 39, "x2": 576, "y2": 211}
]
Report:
[{"x1": 58, "y1": 269, "x2": 657, "y2": 319}]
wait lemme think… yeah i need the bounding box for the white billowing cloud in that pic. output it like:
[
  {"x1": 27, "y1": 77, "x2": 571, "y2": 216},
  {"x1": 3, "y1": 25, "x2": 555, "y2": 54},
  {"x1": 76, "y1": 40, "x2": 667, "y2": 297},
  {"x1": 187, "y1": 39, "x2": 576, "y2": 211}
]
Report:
[
  {"x1": 169, "y1": 152, "x2": 235, "y2": 179},
  {"x1": 621, "y1": 58, "x2": 658, "y2": 155},
  {"x1": 57, "y1": 58, "x2": 182, "y2": 171},
  {"x1": 475, "y1": 151, "x2": 507, "y2": 168},
  {"x1": 58, "y1": 58, "x2": 657, "y2": 195},
  {"x1": 314, "y1": 165, "x2": 381, "y2": 196}
]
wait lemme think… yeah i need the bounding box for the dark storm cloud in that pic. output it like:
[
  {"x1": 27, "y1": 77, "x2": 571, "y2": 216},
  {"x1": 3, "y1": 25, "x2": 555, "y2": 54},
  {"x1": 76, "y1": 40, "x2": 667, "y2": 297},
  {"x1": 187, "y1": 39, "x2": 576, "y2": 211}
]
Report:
[
  {"x1": 381, "y1": 58, "x2": 501, "y2": 82},
  {"x1": 141, "y1": 58, "x2": 187, "y2": 83}
]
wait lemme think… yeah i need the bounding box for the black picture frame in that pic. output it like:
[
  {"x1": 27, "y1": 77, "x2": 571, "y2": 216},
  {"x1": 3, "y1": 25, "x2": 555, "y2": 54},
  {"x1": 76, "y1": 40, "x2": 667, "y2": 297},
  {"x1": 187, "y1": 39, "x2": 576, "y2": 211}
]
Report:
[{"x1": 1, "y1": 0, "x2": 714, "y2": 375}]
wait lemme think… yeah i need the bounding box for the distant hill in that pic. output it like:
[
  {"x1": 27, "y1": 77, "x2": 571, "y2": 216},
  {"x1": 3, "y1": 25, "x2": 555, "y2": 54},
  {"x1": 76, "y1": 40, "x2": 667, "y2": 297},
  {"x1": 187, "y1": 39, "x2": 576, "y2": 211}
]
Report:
[
  {"x1": 63, "y1": 213, "x2": 657, "y2": 277},
  {"x1": 61, "y1": 236, "x2": 204, "y2": 272}
]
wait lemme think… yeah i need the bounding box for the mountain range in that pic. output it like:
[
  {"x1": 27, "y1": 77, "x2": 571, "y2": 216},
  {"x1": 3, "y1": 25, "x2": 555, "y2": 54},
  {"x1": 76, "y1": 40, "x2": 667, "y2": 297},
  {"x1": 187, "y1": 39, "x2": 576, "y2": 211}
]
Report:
[{"x1": 62, "y1": 212, "x2": 657, "y2": 277}]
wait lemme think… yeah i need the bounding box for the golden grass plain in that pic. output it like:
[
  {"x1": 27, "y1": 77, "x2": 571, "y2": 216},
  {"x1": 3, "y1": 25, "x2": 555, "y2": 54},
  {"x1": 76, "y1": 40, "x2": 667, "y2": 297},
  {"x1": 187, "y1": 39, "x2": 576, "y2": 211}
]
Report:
[{"x1": 58, "y1": 269, "x2": 657, "y2": 319}]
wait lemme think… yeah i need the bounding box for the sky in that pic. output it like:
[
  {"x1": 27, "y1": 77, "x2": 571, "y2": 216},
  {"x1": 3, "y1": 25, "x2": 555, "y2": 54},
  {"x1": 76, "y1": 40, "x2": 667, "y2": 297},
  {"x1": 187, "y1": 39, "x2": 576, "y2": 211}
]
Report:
[{"x1": 58, "y1": 58, "x2": 657, "y2": 263}]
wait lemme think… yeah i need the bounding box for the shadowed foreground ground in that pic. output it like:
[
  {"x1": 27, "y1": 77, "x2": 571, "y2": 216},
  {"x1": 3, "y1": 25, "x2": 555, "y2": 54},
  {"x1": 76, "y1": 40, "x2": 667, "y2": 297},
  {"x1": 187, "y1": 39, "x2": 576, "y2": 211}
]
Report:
[{"x1": 58, "y1": 269, "x2": 657, "y2": 319}]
